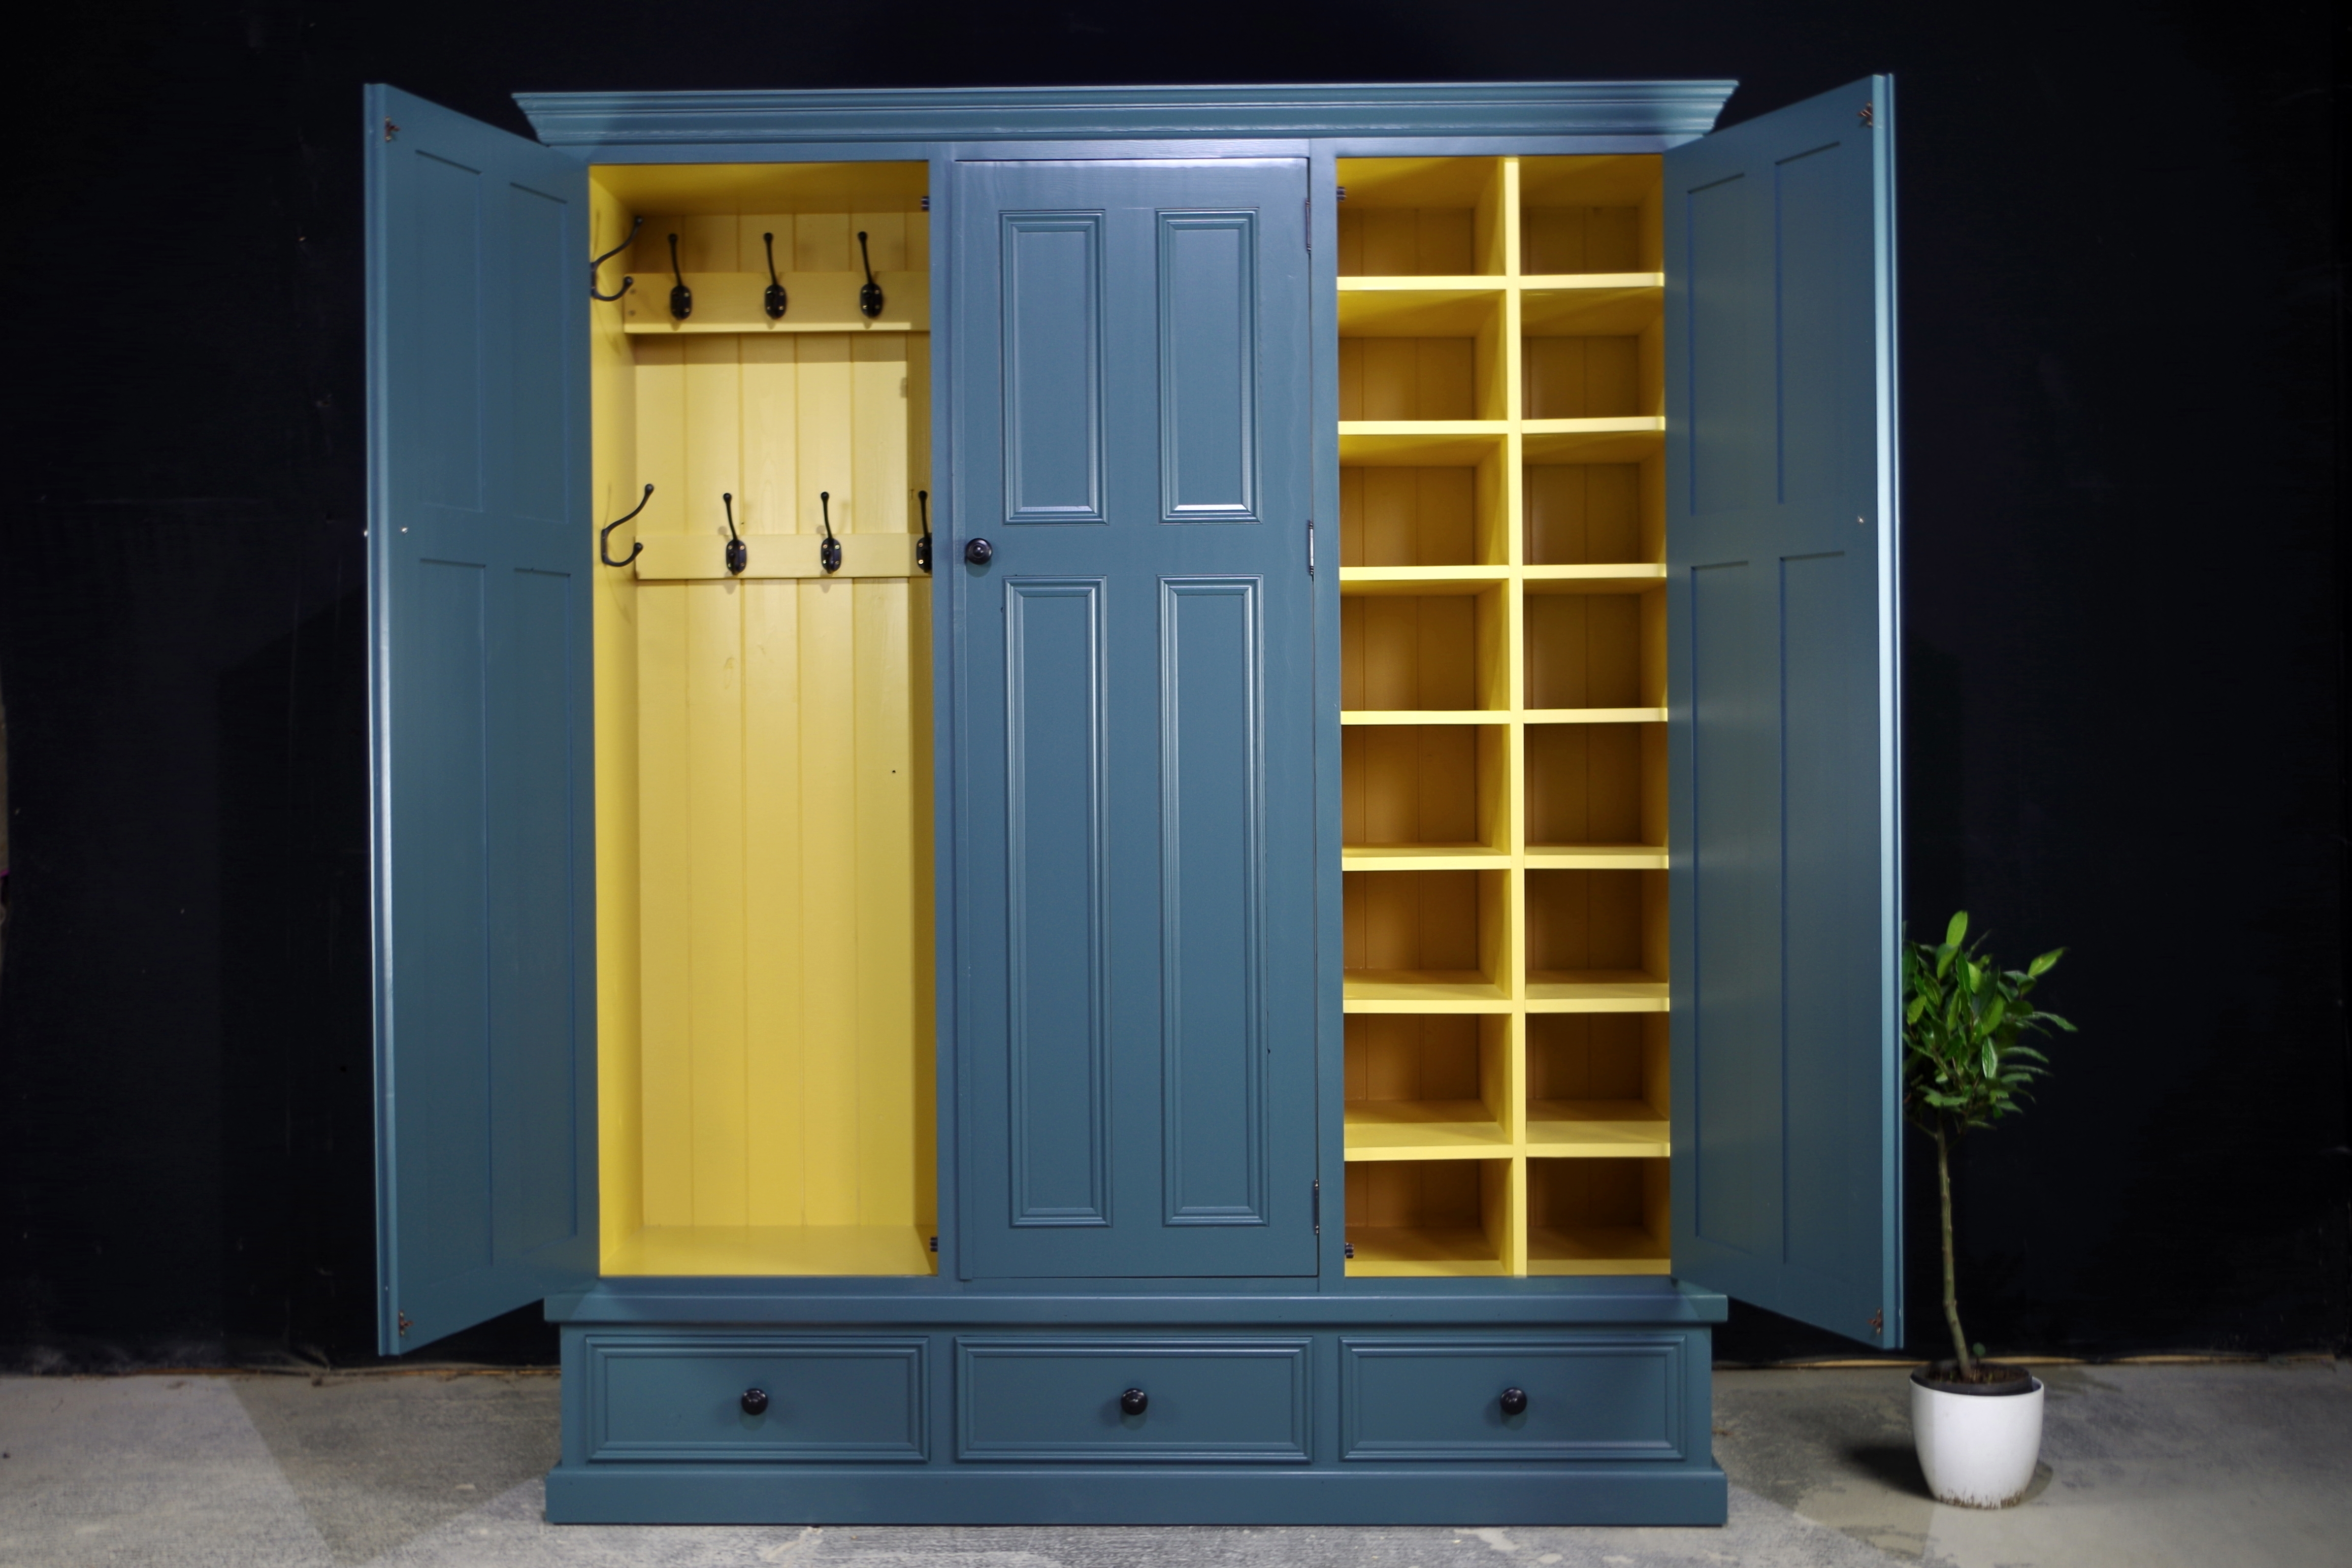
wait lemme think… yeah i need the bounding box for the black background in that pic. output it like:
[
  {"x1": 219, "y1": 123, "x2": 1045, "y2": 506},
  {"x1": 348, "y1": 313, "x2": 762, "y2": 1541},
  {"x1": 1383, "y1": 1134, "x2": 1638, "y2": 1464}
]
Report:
[{"x1": 1, "y1": 0, "x2": 2342, "y2": 1369}]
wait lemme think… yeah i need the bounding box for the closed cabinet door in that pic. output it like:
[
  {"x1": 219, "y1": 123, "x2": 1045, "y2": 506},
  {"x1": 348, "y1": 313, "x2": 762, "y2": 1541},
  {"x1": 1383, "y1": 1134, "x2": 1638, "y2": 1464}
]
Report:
[{"x1": 953, "y1": 157, "x2": 1319, "y2": 1277}]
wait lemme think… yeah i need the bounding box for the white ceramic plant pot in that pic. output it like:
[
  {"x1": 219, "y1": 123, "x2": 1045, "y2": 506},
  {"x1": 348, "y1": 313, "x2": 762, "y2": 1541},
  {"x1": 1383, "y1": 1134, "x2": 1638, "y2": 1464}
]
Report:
[{"x1": 1909, "y1": 1368, "x2": 2044, "y2": 1508}]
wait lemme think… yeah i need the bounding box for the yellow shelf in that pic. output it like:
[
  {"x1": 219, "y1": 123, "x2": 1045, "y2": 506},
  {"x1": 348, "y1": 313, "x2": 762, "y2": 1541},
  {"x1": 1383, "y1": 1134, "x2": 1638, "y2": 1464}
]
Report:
[
  {"x1": 1342, "y1": 843, "x2": 1510, "y2": 871},
  {"x1": 1340, "y1": 565, "x2": 1512, "y2": 595},
  {"x1": 1342, "y1": 709, "x2": 1509, "y2": 726},
  {"x1": 1345, "y1": 1227, "x2": 1509, "y2": 1276},
  {"x1": 1525, "y1": 973, "x2": 1670, "y2": 1012},
  {"x1": 1339, "y1": 422, "x2": 1509, "y2": 465},
  {"x1": 1522, "y1": 564, "x2": 1668, "y2": 593},
  {"x1": 1524, "y1": 707, "x2": 1665, "y2": 725},
  {"x1": 1525, "y1": 843, "x2": 1668, "y2": 870},
  {"x1": 1337, "y1": 277, "x2": 1508, "y2": 336},
  {"x1": 1525, "y1": 1226, "x2": 1672, "y2": 1276},
  {"x1": 1345, "y1": 1100, "x2": 1512, "y2": 1160},
  {"x1": 1525, "y1": 1100, "x2": 1671, "y2": 1158},
  {"x1": 621, "y1": 271, "x2": 928, "y2": 334},
  {"x1": 1345, "y1": 971, "x2": 1511, "y2": 1012},
  {"x1": 1521, "y1": 418, "x2": 1665, "y2": 464},
  {"x1": 1519, "y1": 275, "x2": 1663, "y2": 335},
  {"x1": 603, "y1": 1224, "x2": 937, "y2": 1278}
]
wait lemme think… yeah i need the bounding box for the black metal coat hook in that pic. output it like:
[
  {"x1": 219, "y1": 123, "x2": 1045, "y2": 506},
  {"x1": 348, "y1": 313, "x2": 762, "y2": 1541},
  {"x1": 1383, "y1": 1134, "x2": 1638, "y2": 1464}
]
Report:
[
  {"x1": 668, "y1": 233, "x2": 693, "y2": 320},
  {"x1": 600, "y1": 483, "x2": 652, "y2": 567},
  {"x1": 590, "y1": 216, "x2": 640, "y2": 303},
  {"x1": 915, "y1": 491, "x2": 932, "y2": 573},
  {"x1": 723, "y1": 493, "x2": 746, "y2": 575},
  {"x1": 857, "y1": 232, "x2": 884, "y2": 319},
  {"x1": 818, "y1": 492, "x2": 842, "y2": 574},
  {"x1": 762, "y1": 232, "x2": 788, "y2": 319}
]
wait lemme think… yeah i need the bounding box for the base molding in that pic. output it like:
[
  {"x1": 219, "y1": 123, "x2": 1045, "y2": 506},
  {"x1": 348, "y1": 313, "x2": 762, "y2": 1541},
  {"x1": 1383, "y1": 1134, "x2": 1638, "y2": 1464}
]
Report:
[{"x1": 544, "y1": 1463, "x2": 1730, "y2": 1525}]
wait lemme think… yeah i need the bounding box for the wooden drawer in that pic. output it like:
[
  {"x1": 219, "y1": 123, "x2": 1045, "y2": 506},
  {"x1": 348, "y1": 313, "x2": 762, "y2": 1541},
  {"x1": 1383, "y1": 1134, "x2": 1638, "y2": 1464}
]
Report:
[
  {"x1": 581, "y1": 1334, "x2": 928, "y2": 1463},
  {"x1": 956, "y1": 1337, "x2": 1311, "y2": 1462},
  {"x1": 1341, "y1": 1336, "x2": 1686, "y2": 1461}
]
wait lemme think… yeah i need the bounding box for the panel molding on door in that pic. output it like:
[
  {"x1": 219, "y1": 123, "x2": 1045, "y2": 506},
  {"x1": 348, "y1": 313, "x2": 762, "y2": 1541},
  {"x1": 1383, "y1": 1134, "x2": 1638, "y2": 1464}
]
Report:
[
  {"x1": 1157, "y1": 211, "x2": 1259, "y2": 521},
  {"x1": 1005, "y1": 576, "x2": 1112, "y2": 1227},
  {"x1": 1002, "y1": 213, "x2": 1106, "y2": 524},
  {"x1": 1160, "y1": 576, "x2": 1268, "y2": 1226}
]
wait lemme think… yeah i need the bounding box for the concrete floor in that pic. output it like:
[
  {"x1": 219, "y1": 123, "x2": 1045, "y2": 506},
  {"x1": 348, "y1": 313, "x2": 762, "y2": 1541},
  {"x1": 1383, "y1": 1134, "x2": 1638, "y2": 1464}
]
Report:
[{"x1": 0, "y1": 1362, "x2": 2345, "y2": 1567}]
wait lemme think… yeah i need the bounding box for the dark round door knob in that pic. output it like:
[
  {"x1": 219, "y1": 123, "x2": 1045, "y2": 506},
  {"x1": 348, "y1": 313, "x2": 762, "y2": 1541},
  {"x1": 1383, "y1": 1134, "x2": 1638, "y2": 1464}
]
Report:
[
  {"x1": 1499, "y1": 1386, "x2": 1528, "y2": 1417},
  {"x1": 741, "y1": 1387, "x2": 769, "y2": 1416},
  {"x1": 1119, "y1": 1387, "x2": 1149, "y2": 1416},
  {"x1": 964, "y1": 537, "x2": 994, "y2": 566}
]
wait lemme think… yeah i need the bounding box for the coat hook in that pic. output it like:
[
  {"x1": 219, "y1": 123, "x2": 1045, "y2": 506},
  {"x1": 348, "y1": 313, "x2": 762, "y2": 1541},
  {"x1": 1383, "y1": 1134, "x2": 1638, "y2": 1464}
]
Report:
[
  {"x1": 818, "y1": 492, "x2": 842, "y2": 574},
  {"x1": 668, "y1": 234, "x2": 692, "y2": 320},
  {"x1": 600, "y1": 483, "x2": 652, "y2": 568},
  {"x1": 762, "y1": 232, "x2": 788, "y2": 319},
  {"x1": 914, "y1": 491, "x2": 932, "y2": 573},
  {"x1": 723, "y1": 493, "x2": 746, "y2": 575},
  {"x1": 857, "y1": 232, "x2": 884, "y2": 319},
  {"x1": 589, "y1": 216, "x2": 641, "y2": 303}
]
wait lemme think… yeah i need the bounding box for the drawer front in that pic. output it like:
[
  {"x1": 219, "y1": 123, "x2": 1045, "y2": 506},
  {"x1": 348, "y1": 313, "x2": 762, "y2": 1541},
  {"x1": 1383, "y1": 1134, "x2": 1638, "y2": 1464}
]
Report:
[
  {"x1": 1341, "y1": 1336, "x2": 1685, "y2": 1461},
  {"x1": 583, "y1": 1334, "x2": 928, "y2": 1463},
  {"x1": 957, "y1": 1337, "x2": 1311, "y2": 1462}
]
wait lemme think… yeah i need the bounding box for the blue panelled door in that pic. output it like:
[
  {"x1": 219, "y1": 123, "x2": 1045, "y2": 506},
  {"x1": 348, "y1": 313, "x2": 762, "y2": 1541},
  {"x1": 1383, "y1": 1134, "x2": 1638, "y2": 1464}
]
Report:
[
  {"x1": 366, "y1": 86, "x2": 596, "y2": 1353},
  {"x1": 1665, "y1": 77, "x2": 1904, "y2": 1347},
  {"x1": 953, "y1": 158, "x2": 1320, "y2": 1278}
]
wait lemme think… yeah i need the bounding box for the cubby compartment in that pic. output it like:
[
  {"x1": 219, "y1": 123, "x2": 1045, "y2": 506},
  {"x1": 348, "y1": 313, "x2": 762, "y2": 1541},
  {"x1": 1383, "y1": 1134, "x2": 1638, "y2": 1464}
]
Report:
[
  {"x1": 1343, "y1": 724, "x2": 1510, "y2": 858},
  {"x1": 1517, "y1": 156, "x2": 1662, "y2": 277},
  {"x1": 1525, "y1": 1014, "x2": 1668, "y2": 1156},
  {"x1": 589, "y1": 161, "x2": 936, "y2": 1278},
  {"x1": 1343, "y1": 590, "x2": 1509, "y2": 715},
  {"x1": 1345, "y1": 1159, "x2": 1512, "y2": 1276},
  {"x1": 1521, "y1": 332, "x2": 1655, "y2": 422},
  {"x1": 1524, "y1": 587, "x2": 1664, "y2": 714},
  {"x1": 1524, "y1": 462, "x2": 1660, "y2": 566},
  {"x1": 1340, "y1": 463, "x2": 1507, "y2": 568},
  {"x1": 1524, "y1": 868, "x2": 1667, "y2": 994},
  {"x1": 1524, "y1": 721, "x2": 1664, "y2": 858},
  {"x1": 1335, "y1": 157, "x2": 1507, "y2": 277},
  {"x1": 1345, "y1": 1014, "x2": 1513, "y2": 1157},
  {"x1": 1343, "y1": 869, "x2": 1512, "y2": 1005},
  {"x1": 1338, "y1": 327, "x2": 1508, "y2": 424},
  {"x1": 1526, "y1": 1157, "x2": 1670, "y2": 1275}
]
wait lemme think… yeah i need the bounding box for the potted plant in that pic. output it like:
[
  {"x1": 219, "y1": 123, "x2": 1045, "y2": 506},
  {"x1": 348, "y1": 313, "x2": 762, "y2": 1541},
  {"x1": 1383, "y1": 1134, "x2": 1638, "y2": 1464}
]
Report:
[{"x1": 1903, "y1": 911, "x2": 2072, "y2": 1507}]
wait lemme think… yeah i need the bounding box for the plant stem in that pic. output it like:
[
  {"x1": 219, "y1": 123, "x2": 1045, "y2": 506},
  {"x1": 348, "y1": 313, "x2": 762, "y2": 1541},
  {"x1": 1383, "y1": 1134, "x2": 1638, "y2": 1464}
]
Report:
[{"x1": 1935, "y1": 1120, "x2": 1975, "y2": 1380}]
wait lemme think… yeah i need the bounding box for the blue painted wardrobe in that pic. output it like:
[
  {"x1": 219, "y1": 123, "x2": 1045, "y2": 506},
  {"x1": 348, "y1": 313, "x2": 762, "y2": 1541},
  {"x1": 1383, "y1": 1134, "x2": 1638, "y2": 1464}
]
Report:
[{"x1": 364, "y1": 78, "x2": 1904, "y2": 1525}]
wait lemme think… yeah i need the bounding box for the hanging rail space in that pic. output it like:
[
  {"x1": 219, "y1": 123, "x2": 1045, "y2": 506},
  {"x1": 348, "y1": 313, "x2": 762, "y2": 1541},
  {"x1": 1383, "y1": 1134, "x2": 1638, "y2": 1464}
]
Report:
[
  {"x1": 628, "y1": 532, "x2": 930, "y2": 580},
  {"x1": 622, "y1": 272, "x2": 928, "y2": 333}
]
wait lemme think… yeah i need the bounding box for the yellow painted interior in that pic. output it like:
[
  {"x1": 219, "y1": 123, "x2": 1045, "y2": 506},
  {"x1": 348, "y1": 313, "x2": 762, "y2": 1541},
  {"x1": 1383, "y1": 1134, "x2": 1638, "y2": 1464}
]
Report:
[
  {"x1": 589, "y1": 162, "x2": 936, "y2": 1278},
  {"x1": 1336, "y1": 155, "x2": 1671, "y2": 1277}
]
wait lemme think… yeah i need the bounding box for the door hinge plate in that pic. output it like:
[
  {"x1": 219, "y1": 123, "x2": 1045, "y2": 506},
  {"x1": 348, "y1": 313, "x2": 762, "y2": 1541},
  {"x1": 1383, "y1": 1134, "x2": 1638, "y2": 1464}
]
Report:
[
  {"x1": 1312, "y1": 1178, "x2": 1321, "y2": 1234},
  {"x1": 1869, "y1": 1308, "x2": 1884, "y2": 1336}
]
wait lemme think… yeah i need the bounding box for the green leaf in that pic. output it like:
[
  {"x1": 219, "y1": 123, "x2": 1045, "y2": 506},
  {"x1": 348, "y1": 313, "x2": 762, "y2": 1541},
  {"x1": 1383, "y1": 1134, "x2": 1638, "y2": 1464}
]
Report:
[
  {"x1": 2027, "y1": 949, "x2": 2064, "y2": 978},
  {"x1": 1945, "y1": 911, "x2": 1969, "y2": 948}
]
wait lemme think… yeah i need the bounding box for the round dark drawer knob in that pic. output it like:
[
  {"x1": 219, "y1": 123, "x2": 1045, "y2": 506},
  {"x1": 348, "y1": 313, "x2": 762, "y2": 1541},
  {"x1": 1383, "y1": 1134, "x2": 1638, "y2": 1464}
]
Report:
[
  {"x1": 1120, "y1": 1387, "x2": 1149, "y2": 1416},
  {"x1": 964, "y1": 537, "x2": 994, "y2": 566},
  {"x1": 1499, "y1": 1386, "x2": 1529, "y2": 1417},
  {"x1": 741, "y1": 1387, "x2": 769, "y2": 1416}
]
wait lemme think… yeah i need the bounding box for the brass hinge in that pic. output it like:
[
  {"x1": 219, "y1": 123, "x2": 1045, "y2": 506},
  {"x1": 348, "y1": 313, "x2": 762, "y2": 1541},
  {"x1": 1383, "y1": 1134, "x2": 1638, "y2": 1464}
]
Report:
[
  {"x1": 383, "y1": 119, "x2": 399, "y2": 142},
  {"x1": 928, "y1": 1235, "x2": 939, "y2": 1253},
  {"x1": 1343, "y1": 1240, "x2": 1355, "y2": 1259},
  {"x1": 397, "y1": 1311, "x2": 412, "y2": 1337},
  {"x1": 1859, "y1": 102, "x2": 1874, "y2": 127},
  {"x1": 1869, "y1": 1308, "x2": 1884, "y2": 1337},
  {"x1": 920, "y1": 195, "x2": 930, "y2": 212}
]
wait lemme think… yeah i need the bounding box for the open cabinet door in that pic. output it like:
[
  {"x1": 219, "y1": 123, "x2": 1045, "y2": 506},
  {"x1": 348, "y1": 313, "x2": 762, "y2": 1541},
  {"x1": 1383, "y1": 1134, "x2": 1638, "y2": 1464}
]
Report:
[
  {"x1": 1664, "y1": 77, "x2": 1903, "y2": 1348},
  {"x1": 366, "y1": 86, "x2": 596, "y2": 1354}
]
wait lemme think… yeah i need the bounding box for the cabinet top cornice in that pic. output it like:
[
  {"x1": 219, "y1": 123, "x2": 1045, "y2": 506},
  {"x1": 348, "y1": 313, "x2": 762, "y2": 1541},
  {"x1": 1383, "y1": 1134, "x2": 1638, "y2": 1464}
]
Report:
[{"x1": 514, "y1": 81, "x2": 1738, "y2": 149}]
